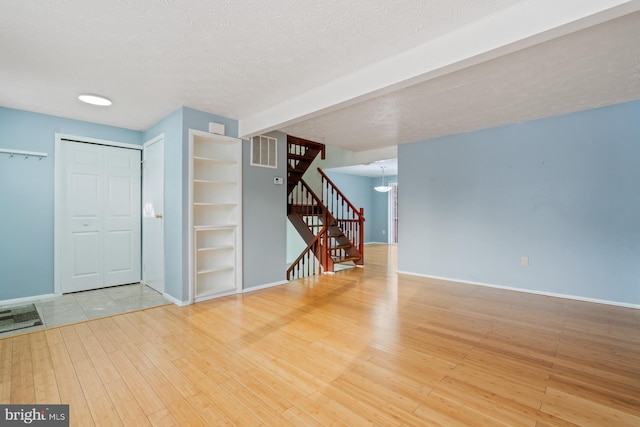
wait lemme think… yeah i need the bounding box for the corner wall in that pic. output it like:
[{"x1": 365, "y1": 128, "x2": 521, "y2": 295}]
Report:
[
  {"x1": 243, "y1": 131, "x2": 287, "y2": 289},
  {"x1": 398, "y1": 100, "x2": 640, "y2": 305}
]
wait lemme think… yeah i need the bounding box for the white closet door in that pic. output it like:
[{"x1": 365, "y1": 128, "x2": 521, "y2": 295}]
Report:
[
  {"x1": 60, "y1": 141, "x2": 141, "y2": 293},
  {"x1": 103, "y1": 145, "x2": 141, "y2": 287}
]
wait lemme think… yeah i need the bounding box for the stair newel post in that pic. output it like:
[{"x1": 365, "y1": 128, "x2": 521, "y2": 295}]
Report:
[
  {"x1": 322, "y1": 210, "x2": 329, "y2": 272},
  {"x1": 359, "y1": 207, "x2": 365, "y2": 264}
]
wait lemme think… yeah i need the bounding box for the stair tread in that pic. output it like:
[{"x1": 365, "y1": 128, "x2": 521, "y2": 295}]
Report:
[
  {"x1": 332, "y1": 255, "x2": 361, "y2": 264},
  {"x1": 288, "y1": 152, "x2": 319, "y2": 161},
  {"x1": 330, "y1": 244, "x2": 351, "y2": 249}
]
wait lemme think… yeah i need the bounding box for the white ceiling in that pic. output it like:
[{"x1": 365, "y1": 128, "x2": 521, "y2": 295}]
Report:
[
  {"x1": 329, "y1": 158, "x2": 398, "y2": 178},
  {"x1": 2, "y1": 1, "x2": 639, "y2": 155}
]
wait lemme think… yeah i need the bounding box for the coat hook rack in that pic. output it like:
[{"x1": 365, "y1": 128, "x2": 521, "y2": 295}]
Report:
[{"x1": 0, "y1": 148, "x2": 48, "y2": 159}]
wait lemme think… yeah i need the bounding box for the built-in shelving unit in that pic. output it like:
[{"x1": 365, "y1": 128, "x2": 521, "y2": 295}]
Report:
[{"x1": 189, "y1": 129, "x2": 242, "y2": 303}]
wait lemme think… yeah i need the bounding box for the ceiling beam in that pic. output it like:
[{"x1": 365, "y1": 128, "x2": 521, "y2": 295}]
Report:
[{"x1": 238, "y1": 0, "x2": 640, "y2": 139}]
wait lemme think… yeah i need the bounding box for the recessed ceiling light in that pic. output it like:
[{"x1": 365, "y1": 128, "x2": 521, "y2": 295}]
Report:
[{"x1": 78, "y1": 94, "x2": 112, "y2": 106}]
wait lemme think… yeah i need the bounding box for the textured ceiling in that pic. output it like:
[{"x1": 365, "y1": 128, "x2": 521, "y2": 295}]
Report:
[
  {"x1": 1, "y1": 1, "x2": 639, "y2": 154},
  {"x1": 329, "y1": 158, "x2": 398, "y2": 178},
  {"x1": 0, "y1": 0, "x2": 519, "y2": 130},
  {"x1": 282, "y1": 11, "x2": 640, "y2": 151}
]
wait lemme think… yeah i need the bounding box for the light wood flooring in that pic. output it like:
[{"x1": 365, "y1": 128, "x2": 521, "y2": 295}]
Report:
[{"x1": 1, "y1": 244, "x2": 639, "y2": 426}]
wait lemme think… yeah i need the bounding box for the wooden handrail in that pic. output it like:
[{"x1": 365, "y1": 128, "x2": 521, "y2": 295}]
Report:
[
  {"x1": 287, "y1": 178, "x2": 335, "y2": 278},
  {"x1": 317, "y1": 168, "x2": 365, "y2": 266},
  {"x1": 286, "y1": 218, "x2": 327, "y2": 280},
  {"x1": 289, "y1": 178, "x2": 325, "y2": 213},
  {"x1": 317, "y1": 168, "x2": 362, "y2": 217}
]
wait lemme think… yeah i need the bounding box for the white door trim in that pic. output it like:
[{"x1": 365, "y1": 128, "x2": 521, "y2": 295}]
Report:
[
  {"x1": 142, "y1": 134, "x2": 165, "y2": 293},
  {"x1": 54, "y1": 133, "x2": 143, "y2": 294},
  {"x1": 55, "y1": 133, "x2": 143, "y2": 151}
]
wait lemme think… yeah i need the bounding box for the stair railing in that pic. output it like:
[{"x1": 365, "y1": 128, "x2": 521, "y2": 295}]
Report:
[
  {"x1": 287, "y1": 135, "x2": 326, "y2": 195},
  {"x1": 287, "y1": 178, "x2": 331, "y2": 279},
  {"x1": 287, "y1": 225, "x2": 328, "y2": 280},
  {"x1": 287, "y1": 136, "x2": 326, "y2": 167},
  {"x1": 318, "y1": 168, "x2": 365, "y2": 265}
]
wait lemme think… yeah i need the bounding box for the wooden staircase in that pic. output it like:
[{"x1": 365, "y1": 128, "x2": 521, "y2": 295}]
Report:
[{"x1": 287, "y1": 135, "x2": 365, "y2": 280}]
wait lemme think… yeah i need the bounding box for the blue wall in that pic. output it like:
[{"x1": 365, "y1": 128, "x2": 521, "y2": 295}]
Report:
[
  {"x1": 0, "y1": 107, "x2": 142, "y2": 300},
  {"x1": 398, "y1": 100, "x2": 640, "y2": 305}
]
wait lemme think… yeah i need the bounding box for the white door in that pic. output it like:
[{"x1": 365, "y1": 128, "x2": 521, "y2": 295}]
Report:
[
  {"x1": 142, "y1": 136, "x2": 164, "y2": 293},
  {"x1": 60, "y1": 141, "x2": 141, "y2": 293}
]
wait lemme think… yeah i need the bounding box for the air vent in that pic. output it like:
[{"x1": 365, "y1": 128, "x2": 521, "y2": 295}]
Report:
[{"x1": 251, "y1": 135, "x2": 277, "y2": 168}]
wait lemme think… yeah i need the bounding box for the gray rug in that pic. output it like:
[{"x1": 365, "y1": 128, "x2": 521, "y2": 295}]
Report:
[{"x1": 0, "y1": 304, "x2": 43, "y2": 333}]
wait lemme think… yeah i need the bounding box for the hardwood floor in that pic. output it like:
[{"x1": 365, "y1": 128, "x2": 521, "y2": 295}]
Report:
[{"x1": 1, "y1": 244, "x2": 639, "y2": 426}]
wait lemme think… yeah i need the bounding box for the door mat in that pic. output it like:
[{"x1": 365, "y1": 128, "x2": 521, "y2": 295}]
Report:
[{"x1": 0, "y1": 304, "x2": 43, "y2": 333}]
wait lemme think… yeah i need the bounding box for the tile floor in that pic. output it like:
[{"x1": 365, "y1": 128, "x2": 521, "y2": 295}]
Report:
[{"x1": 0, "y1": 283, "x2": 170, "y2": 338}]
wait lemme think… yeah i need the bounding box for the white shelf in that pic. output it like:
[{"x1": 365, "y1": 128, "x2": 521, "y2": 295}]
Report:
[
  {"x1": 193, "y1": 179, "x2": 238, "y2": 185},
  {"x1": 197, "y1": 245, "x2": 234, "y2": 252},
  {"x1": 193, "y1": 156, "x2": 237, "y2": 165},
  {"x1": 197, "y1": 265, "x2": 235, "y2": 275},
  {"x1": 189, "y1": 129, "x2": 242, "y2": 304},
  {"x1": 194, "y1": 224, "x2": 237, "y2": 230}
]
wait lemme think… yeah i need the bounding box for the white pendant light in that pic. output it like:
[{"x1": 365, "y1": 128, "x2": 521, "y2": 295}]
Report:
[
  {"x1": 374, "y1": 166, "x2": 392, "y2": 192},
  {"x1": 78, "y1": 94, "x2": 112, "y2": 106}
]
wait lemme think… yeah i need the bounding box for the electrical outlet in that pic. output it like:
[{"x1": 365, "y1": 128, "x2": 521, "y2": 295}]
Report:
[{"x1": 521, "y1": 256, "x2": 529, "y2": 267}]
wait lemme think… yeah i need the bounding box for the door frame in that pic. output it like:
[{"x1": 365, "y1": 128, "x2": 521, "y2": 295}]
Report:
[
  {"x1": 54, "y1": 133, "x2": 143, "y2": 294},
  {"x1": 388, "y1": 181, "x2": 398, "y2": 244},
  {"x1": 142, "y1": 134, "x2": 165, "y2": 293}
]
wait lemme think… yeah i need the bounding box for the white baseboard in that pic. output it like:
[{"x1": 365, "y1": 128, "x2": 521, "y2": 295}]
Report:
[
  {"x1": 193, "y1": 289, "x2": 238, "y2": 303},
  {"x1": 242, "y1": 280, "x2": 288, "y2": 293},
  {"x1": 162, "y1": 292, "x2": 190, "y2": 306},
  {"x1": 0, "y1": 293, "x2": 60, "y2": 306},
  {"x1": 396, "y1": 271, "x2": 640, "y2": 310}
]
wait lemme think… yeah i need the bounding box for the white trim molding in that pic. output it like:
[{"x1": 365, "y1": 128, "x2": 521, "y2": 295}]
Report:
[
  {"x1": 0, "y1": 293, "x2": 60, "y2": 307},
  {"x1": 55, "y1": 133, "x2": 143, "y2": 150},
  {"x1": 242, "y1": 280, "x2": 288, "y2": 294},
  {"x1": 397, "y1": 271, "x2": 640, "y2": 310},
  {"x1": 162, "y1": 292, "x2": 190, "y2": 307}
]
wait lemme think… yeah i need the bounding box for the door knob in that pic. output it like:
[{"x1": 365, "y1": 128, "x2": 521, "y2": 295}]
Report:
[{"x1": 155, "y1": 214, "x2": 163, "y2": 219}]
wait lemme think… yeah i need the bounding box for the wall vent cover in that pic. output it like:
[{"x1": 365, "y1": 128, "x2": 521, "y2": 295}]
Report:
[{"x1": 251, "y1": 135, "x2": 277, "y2": 168}]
